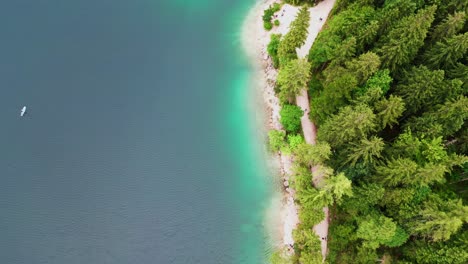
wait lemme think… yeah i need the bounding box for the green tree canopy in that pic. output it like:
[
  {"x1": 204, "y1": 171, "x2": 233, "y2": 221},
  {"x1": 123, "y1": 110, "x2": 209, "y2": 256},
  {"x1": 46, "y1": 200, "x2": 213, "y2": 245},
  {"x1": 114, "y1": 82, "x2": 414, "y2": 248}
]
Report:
[
  {"x1": 318, "y1": 104, "x2": 376, "y2": 148},
  {"x1": 277, "y1": 6, "x2": 310, "y2": 65},
  {"x1": 346, "y1": 136, "x2": 385, "y2": 166},
  {"x1": 424, "y1": 32, "x2": 468, "y2": 69},
  {"x1": 376, "y1": 6, "x2": 436, "y2": 71},
  {"x1": 279, "y1": 104, "x2": 303, "y2": 133},
  {"x1": 374, "y1": 95, "x2": 405, "y2": 129},
  {"x1": 356, "y1": 215, "x2": 397, "y2": 249},
  {"x1": 277, "y1": 58, "x2": 311, "y2": 102},
  {"x1": 430, "y1": 11, "x2": 466, "y2": 42},
  {"x1": 411, "y1": 197, "x2": 468, "y2": 241},
  {"x1": 395, "y1": 65, "x2": 446, "y2": 114},
  {"x1": 345, "y1": 52, "x2": 381, "y2": 85}
]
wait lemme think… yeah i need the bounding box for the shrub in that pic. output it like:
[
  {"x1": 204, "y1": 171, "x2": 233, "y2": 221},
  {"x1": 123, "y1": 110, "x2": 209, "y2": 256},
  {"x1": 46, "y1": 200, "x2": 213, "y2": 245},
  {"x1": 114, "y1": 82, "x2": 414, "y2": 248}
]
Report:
[
  {"x1": 288, "y1": 134, "x2": 304, "y2": 151},
  {"x1": 267, "y1": 34, "x2": 282, "y2": 68},
  {"x1": 272, "y1": 3, "x2": 281, "y2": 12},
  {"x1": 269, "y1": 130, "x2": 286, "y2": 152},
  {"x1": 262, "y1": 7, "x2": 275, "y2": 23},
  {"x1": 274, "y1": 19, "x2": 280, "y2": 26},
  {"x1": 264, "y1": 21, "x2": 273, "y2": 31},
  {"x1": 280, "y1": 104, "x2": 303, "y2": 133}
]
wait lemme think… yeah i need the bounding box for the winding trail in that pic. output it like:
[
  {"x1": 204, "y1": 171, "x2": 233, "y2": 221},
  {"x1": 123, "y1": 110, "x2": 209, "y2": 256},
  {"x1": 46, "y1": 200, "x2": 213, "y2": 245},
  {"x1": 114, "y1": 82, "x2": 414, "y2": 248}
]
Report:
[{"x1": 294, "y1": 0, "x2": 336, "y2": 260}]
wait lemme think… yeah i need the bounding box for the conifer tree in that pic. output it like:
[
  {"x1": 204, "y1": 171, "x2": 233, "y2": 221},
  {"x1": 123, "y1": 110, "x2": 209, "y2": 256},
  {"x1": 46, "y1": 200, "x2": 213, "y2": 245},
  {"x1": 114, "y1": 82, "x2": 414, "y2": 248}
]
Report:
[
  {"x1": 294, "y1": 142, "x2": 332, "y2": 167},
  {"x1": 376, "y1": 6, "x2": 436, "y2": 71},
  {"x1": 430, "y1": 11, "x2": 466, "y2": 42},
  {"x1": 318, "y1": 104, "x2": 376, "y2": 148},
  {"x1": 345, "y1": 52, "x2": 381, "y2": 85},
  {"x1": 376, "y1": 0, "x2": 417, "y2": 37},
  {"x1": 277, "y1": 6, "x2": 310, "y2": 66},
  {"x1": 356, "y1": 20, "x2": 379, "y2": 51},
  {"x1": 395, "y1": 65, "x2": 445, "y2": 114},
  {"x1": 346, "y1": 136, "x2": 384, "y2": 165},
  {"x1": 447, "y1": 62, "x2": 468, "y2": 90},
  {"x1": 406, "y1": 96, "x2": 468, "y2": 138},
  {"x1": 329, "y1": 37, "x2": 356, "y2": 65},
  {"x1": 277, "y1": 58, "x2": 311, "y2": 102},
  {"x1": 412, "y1": 198, "x2": 468, "y2": 241},
  {"x1": 377, "y1": 158, "x2": 418, "y2": 187},
  {"x1": 374, "y1": 95, "x2": 405, "y2": 129},
  {"x1": 424, "y1": 32, "x2": 468, "y2": 69}
]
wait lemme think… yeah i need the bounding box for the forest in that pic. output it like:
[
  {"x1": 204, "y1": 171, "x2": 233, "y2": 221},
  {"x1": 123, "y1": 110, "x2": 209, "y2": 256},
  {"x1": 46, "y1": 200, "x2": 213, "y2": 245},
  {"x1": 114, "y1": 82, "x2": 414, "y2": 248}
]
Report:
[{"x1": 268, "y1": 0, "x2": 468, "y2": 263}]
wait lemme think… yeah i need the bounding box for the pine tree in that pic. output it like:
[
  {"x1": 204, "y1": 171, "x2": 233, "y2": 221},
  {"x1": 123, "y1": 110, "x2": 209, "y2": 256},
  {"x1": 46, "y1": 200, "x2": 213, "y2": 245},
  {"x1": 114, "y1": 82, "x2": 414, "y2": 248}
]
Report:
[
  {"x1": 308, "y1": 173, "x2": 353, "y2": 206},
  {"x1": 345, "y1": 52, "x2": 381, "y2": 85},
  {"x1": 395, "y1": 65, "x2": 445, "y2": 114},
  {"x1": 424, "y1": 32, "x2": 468, "y2": 69},
  {"x1": 357, "y1": 20, "x2": 379, "y2": 50},
  {"x1": 377, "y1": 158, "x2": 418, "y2": 187},
  {"x1": 430, "y1": 11, "x2": 466, "y2": 42},
  {"x1": 376, "y1": 0, "x2": 417, "y2": 37},
  {"x1": 277, "y1": 6, "x2": 310, "y2": 66},
  {"x1": 447, "y1": 62, "x2": 468, "y2": 90},
  {"x1": 294, "y1": 142, "x2": 332, "y2": 167},
  {"x1": 329, "y1": 37, "x2": 356, "y2": 65},
  {"x1": 406, "y1": 96, "x2": 468, "y2": 138},
  {"x1": 277, "y1": 58, "x2": 311, "y2": 102},
  {"x1": 318, "y1": 104, "x2": 376, "y2": 148},
  {"x1": 376, "y1": 6, "x2": 436, "y2": 71},
  {"x1": 346, "y1": 136, "x2": 384, "y2": 165},
  {"x1": 374, "y1": 95, "x2": 405, "y2": 129},
  {"x1": 412, "y1": 198, "x2": 468, "y2": 241}
]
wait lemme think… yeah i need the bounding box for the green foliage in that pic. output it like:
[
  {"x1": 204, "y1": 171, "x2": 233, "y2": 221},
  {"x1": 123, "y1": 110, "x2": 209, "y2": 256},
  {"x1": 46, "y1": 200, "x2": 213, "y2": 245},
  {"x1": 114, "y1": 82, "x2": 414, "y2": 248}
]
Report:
[
  {"x1": 424, "y1": 32, "x2": 468, "y2": 69},
  {"x1": 270, "y1": 250, "x2": 293, "y2": 264},
  {"x1": 289, "y1": 0, "x2": 468, "y2": 261},
  {"x1": 404, "y1": 234, "x2": 468, "y2": 264},
  {"x1": 277, "y1": 58, "x2": 311, "y2": 102},
  {"x1": 406, "y1": 96, "x2": 468, "y2": 138},
  {"x1": 293, "y1": 226, "x2": 322, "y2": 264},
  {"x1": 287, "y1": 134, "x2": 304, "y2": 151},
  {"x1": 356, "y1": 215, "x2": 397, "y2": 249},
  {"x1": 274, "y1": 19, "x2": 280, "y2": 26},
  {"x1": 376, "y1": 5, "x2": 436, "y2": 71},
  {"x1": 268, "y1": 130, "x2": 286, "y2": 152},
  {"x1": 374, "y1": 95, "x2": 405, "y2": 129},
  {"x1": 362, "y1": 69, "x2": 392, "y2": 95},
  {"x1": 384, "y1": 226, "x2": 409, "y2": 247},
  {"x1": 345, "y1": 52, "x2": 380, "y2": 85},
  {"x1": 294, "y1": 142, "x2": 331, "y2": 167},
  {"x1": 280, "y1": 104, "x2": 303, "y2": 133},
  {"x1": 317, "y1": 173, "x2": 353, "y2": 205},
  {"x1": 411, "y1": 197, "x2": 468, "y2": 241},
  {"x1": 430, "y1": 11, "x2": 466, "y2": 42},
  {"x1": 346, "y1": 136, "x2": 384, "y2": 165},
  {"x1": 278, "y1": 6, "x2": 310, "y2": 66},
  {"x1": 267, "y1": 34, "x2": 282, "y2": 68},
  {"x1": 299, "y1": 205, "x2": 325, "y2": 227},
  {"x1": 262, "y1": 4, "x2": 281, "y2": 30},
  {"x1": 318, "y1": 104, "x2": 376, "y2": 148},
  {"x1": 395, "y1": 65, "x2": 447, "y2": 114}
]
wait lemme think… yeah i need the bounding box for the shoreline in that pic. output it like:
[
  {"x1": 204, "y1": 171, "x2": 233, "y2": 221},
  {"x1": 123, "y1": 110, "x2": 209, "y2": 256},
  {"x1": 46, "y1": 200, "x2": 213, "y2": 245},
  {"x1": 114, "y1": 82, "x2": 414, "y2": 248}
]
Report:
[
  {"x1": 241, "y1": 0, "x2": 299, "y2": 253},
  {"x1": 241, "y1": 0, "x2": 337, "y2": 259}
]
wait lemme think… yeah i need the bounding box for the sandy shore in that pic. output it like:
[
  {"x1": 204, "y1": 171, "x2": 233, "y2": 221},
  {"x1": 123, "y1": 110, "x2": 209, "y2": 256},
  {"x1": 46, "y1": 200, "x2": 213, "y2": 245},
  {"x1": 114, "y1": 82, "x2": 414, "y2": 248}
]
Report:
[
  {"x1": 241, "y1": 0, "x2": 299, "y2": 251},
  {"x1": 241, "y1": 0, "x2": 336, "y2": 259}
]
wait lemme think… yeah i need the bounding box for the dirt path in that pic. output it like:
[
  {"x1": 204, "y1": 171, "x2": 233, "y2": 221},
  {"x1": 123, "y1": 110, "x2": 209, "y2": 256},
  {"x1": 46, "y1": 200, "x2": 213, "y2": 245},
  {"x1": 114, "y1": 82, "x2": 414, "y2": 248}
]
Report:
[{"x1": 295, "y1": 0, "x2": 337, "y2": 260}]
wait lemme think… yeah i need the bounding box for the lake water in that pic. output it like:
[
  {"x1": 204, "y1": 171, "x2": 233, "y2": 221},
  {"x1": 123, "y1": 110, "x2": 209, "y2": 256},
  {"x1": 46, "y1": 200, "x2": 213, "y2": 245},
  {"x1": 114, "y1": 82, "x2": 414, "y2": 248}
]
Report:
[{"x1": 0, "y1": 0, "x2": 276, "y2": 263}]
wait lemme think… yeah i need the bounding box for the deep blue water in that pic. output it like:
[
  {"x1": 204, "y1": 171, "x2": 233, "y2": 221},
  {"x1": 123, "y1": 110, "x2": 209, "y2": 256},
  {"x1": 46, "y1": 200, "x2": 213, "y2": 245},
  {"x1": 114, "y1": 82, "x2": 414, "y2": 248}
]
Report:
[{"x1": 0, "y1": 0, "x2": 273, "y2": 263}]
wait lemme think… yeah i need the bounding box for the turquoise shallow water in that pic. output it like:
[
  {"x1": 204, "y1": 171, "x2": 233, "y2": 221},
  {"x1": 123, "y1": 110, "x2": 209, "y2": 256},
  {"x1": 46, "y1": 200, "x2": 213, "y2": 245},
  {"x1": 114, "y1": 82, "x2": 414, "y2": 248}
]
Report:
[{"x1": 0, "y1": 0, "x2": 274, "y2": 263}]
